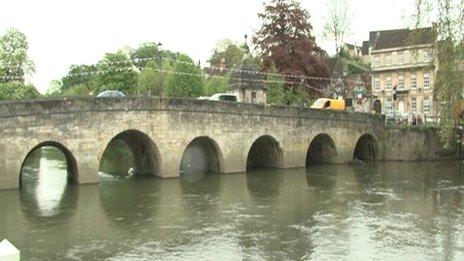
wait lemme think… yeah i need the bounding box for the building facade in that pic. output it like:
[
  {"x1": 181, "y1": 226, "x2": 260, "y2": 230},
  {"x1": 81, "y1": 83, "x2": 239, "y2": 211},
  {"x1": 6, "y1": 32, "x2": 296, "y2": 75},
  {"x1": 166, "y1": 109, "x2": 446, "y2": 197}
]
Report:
[{"x1": 364, "y1": 27, "x2": 437, "y2": 122}]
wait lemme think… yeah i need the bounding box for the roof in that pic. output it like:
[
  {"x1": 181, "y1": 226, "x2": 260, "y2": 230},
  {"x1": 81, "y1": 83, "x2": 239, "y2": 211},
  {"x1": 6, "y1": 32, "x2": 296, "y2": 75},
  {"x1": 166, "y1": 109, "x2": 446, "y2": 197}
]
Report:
[
  {"x1": 229, "y1": 56, "x2": 267, "y2": 91},
  {"x1": 370, "y1": 27, "x2": 435, "y2": 51}
]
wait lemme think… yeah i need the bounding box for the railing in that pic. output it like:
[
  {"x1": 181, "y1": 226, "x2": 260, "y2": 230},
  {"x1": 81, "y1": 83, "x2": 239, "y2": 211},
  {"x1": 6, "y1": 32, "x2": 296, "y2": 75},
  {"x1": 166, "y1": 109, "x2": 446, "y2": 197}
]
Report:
[{"x1": 385, "y1": 112, "x2": 439, "y2": 127}]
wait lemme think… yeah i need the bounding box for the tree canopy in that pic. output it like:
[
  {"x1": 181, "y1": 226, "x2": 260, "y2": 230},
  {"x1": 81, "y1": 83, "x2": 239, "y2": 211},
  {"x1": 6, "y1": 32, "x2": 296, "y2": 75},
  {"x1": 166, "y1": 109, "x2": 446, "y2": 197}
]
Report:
[
  {"x1": 165, "y1": 54, "x2": 204, "y2": 97},
  {"x1": 0, "y1": 28, "x2": 39, "y2": 100},
  {"x1": 208, "y1": 39, "x2": 245, "y2": 69},
  {"x1": 415, "y1": 0, "x2": 464, "y2": 146},
  {"x1": 92, "y1": 50, "x2": 139, "y2": 94},
  {"x1": 0, "y1": 28, "x2": 35, "y2": 84},
  {"x1": 323, "y1": 0, "x2": 351, "y2": 55},
  {"x1": 253, "y1": 0, "x2": 329, "y2": 95}
]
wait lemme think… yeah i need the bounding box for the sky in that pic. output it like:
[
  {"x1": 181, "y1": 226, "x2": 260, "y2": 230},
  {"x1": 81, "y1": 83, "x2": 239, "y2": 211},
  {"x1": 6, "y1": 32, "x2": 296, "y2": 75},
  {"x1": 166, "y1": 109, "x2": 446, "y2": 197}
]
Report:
[{"x1": 0, "y1": 0, "x2": 418, "y2": 93}]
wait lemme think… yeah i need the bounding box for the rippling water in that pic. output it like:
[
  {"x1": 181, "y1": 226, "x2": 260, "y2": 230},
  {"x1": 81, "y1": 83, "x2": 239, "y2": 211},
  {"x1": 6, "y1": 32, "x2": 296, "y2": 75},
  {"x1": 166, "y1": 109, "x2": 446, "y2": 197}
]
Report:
[{"x1": 1, "y1": 148, "x2": 464, "y2": 260}]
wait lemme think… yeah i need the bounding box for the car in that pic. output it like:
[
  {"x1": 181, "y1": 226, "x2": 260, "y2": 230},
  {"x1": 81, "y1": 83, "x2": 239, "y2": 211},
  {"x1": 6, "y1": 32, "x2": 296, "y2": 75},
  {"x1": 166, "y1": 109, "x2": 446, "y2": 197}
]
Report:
[
  {"x1": 198, "y1": 93, "x2": 239, "y2": 102},
  {"x1": 96, "y1": 90, "x2": 125, "y2": 98},
  {"x1": 310, "y1": 98, "x2": 345, "y2": 111}
]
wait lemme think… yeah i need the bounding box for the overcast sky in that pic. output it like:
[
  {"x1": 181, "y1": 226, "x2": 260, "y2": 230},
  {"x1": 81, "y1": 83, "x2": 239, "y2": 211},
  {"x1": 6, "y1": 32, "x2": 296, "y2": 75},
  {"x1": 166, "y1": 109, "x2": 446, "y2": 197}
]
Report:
[{"x1": 0, "y1": 0, "x2": 417, "y2": 93}]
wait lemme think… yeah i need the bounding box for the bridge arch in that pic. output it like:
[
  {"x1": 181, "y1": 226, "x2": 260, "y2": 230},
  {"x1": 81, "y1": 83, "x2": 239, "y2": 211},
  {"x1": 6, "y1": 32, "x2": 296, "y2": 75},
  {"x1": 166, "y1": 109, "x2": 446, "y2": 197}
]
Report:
[
  {"x1": 99, "y1": 129, "x2": 161, "y2": 177},
  {"x1": 19, "y1": 141, "x2": 78, "y2": 188},
  {"x1": 246, "y1": 135, "x2": 283, "y2": 171},
  {"x1": 306, "y1": 133, "x2": 338, "y2": 166},
  {"x1": 180, "y1": 136, "x2": 224, "y2": 175},
  {"x1": 353, "y1": 134, "x2": 379, "y2": 161}
]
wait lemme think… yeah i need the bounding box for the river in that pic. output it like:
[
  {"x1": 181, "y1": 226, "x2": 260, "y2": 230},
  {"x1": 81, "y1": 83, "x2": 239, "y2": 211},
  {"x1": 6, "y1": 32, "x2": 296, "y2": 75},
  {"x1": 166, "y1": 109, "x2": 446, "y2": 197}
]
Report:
[{"x1": 1, "y1": 147, "x2": 464, "y2": 260}]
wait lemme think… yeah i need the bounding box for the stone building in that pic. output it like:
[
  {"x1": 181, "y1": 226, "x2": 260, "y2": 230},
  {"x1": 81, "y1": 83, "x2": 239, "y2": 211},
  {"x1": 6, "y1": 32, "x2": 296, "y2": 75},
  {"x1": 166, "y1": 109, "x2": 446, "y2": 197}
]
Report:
[
  {"x1": 229, "y1": 56, "x2": 267, "y2": 104},
  {"x1": 363, "y1": 27, "x2": 437, "y2": 121}
]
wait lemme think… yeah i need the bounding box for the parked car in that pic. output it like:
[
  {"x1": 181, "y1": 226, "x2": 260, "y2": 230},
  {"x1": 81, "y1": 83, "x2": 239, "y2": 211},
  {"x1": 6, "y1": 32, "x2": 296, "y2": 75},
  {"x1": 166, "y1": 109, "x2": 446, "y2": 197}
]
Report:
[
  {"x1": 96, "y1": 90, "x2": 125, "y2": 97},
  {"x1": 198, "y1": 93, "x2": 239, "y2": 102}
]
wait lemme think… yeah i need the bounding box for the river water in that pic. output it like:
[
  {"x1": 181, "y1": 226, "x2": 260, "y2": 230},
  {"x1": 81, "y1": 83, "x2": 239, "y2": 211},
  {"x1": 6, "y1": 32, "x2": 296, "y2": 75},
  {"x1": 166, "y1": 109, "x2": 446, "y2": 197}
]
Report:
[{"x1": 1, "y1": 147, "x2": 464, "y2": 260}]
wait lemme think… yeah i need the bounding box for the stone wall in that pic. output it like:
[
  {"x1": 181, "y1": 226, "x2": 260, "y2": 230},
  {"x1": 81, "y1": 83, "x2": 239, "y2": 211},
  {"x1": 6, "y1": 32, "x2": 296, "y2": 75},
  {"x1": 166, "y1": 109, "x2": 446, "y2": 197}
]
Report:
[
  {"x1": 383, "y1": 127, "x2": 458, "y2": 161},
  {"x1": 0, "y1": 97, "x2": 384, "y2": 190}
]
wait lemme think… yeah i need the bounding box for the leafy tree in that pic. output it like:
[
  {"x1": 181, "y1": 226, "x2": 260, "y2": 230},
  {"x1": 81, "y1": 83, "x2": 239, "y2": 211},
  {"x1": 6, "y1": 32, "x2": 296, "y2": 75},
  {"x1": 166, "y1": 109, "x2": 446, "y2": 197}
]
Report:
[
  {"x1": 209, "y1": 39, "x2": 244, "y2": 68},
  {"x1": 204, "y1": 75, "x2": 229, "y2": 96},
  {"x1": 0, "y1": 81, "x2": 39, "y2": 100},
  {"x1": 253, "y1": 0, "x2": 329, "y2": 95},
  {"x1": 131, "y1": 42, "x2": 161, "y2": 69},
  {"x1": 92, "y1": 50, "x2": 138, "y2": 94},
  {"x1": 414, "y1": 0, "x2": 464, "y2": 146},
  {"x1": 0, "y1": 28, "x2": 35, "y2": 84},
  {"x1": 61, "y1": 64, "x2": 97, "y2": 92},
  {"x1": 46, "y1": 80, "x2": 63, "y2": 97},
  {"x1": 266, "y1": 66, "x2": 286, "y2": 104},
  {"x1": 165, "y1": 54, "x2": 204, "y2": 97},
  {"x1": 283, "y1": 85, "x2": 308, "y2": 106},
  {"x1": 323, "y1": 0, "x2": 351, "y2": 55},
  {"x1": 61, "y1": 83, "x2": 91, "y2": 96}
]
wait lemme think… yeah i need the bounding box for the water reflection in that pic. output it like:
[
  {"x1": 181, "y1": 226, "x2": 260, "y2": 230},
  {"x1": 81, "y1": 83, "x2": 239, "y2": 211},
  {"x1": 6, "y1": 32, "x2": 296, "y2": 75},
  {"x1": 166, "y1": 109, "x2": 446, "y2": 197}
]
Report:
[
  {"x1": 3, "y1": 161, "x2": 464, "y2": 260},
  {"x1": 246, "y1": 169, "x2": 283, "y2": 202},
  {"x1": 99, "y1": 177, "x2": 160, "y2": 229},
  {"x1": 20, "y1": 147, "x2": 77, "y2": 220}
]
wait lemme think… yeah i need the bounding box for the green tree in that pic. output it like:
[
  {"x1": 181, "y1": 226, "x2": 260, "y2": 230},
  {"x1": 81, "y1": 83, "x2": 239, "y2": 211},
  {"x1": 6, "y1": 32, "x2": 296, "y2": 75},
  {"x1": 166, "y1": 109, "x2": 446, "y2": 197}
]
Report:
[
  {"x1": 283, "y1": 85, "x2": 308, "y2": 106},
  {"x1": 209, "y1": 39, "x2": 244, "y2": 68},
  {"x1": 131, "y1": 42, "x2": 161, "y2": 69},
  {"x1": 136, "y1": 61, "x2": 165, "y2": 96},
  {"x1": 61, "y1": 64, "x2": 97, "y2": 92},
  {"x1": 46, "y1": 80, "x2": 63, "y2": 97},
  {"x1": 0, "y1": 28, "x2": 35, "y2": 84},
  {"x1": 0, "y1": 81, "x2": 39, "y2": 100},
  {"x1": 61, "y1": 83, "x2": 91, "y2": 96},
  {"x1": 165, "y1": 54, "x2": 204, "y2": 97},
  {"x1": 204, "y1": 75, "x2": 229, "y2": 96},
  {"x1": 414, "y1": 0, "x2": 464, "y2": 146},
  {"x1": 266, "y1": 66, "x2": 286, "y2": 104},
  {"x1": 93, "y1": 50, "x2": 138, "y2": 94}
]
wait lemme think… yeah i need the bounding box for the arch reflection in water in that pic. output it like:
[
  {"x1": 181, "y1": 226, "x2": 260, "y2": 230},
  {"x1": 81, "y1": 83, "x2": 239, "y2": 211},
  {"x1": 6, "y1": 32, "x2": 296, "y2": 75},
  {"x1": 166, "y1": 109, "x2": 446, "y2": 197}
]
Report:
[
  {"x1": 247, "y1": 135, "x2": 283, "y2": 171},
  {"x1": 305, "y1": 164, "x2": 338, "y2": 189},
  {"x1": 20, "y1": 145, "x2": 78, "y2": 219},
  {"x1": 246, "y1": 169, "x2": 283, "y2": 202},
  {"x1": 306, "y1": 133, "x2": 338, "y2": 166},
  {"x1": 353, "y1": 134, "x2": 378, "y2": 161},
  {"x1": 99, "y1": 179, "x2": 160, "y2": 228},
  {"x1": 99, "y1": 130, "x2": 161, "y2": 180}
]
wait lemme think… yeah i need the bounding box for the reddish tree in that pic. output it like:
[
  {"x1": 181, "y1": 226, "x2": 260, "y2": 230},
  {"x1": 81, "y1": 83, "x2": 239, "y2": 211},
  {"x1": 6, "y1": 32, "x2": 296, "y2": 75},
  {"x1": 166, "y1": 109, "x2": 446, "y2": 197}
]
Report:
[{"x1": 253, "y1": 0, "x2": 329, "y2": 95}]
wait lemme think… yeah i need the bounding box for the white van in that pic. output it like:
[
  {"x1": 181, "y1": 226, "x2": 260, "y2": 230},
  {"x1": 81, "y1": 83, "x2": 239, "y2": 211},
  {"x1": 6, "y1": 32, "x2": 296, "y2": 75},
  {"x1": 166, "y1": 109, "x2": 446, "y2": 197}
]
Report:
[{"x1": 198, "y1": 93, "x2": 239, "y2": 102}]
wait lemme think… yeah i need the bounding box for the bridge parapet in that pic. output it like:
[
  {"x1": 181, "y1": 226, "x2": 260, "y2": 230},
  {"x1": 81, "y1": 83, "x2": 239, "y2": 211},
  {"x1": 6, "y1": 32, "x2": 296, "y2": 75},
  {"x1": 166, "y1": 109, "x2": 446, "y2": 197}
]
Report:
[{"x1": 0, "y1": 97, "x2": 384, "y2": 124}]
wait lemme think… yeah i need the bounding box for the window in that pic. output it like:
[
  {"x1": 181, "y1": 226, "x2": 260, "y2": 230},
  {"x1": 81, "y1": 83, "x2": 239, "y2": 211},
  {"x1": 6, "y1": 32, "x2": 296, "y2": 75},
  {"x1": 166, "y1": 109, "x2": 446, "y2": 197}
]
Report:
[
  {"x1": 423, "y1": 50, "x2": 430, "y2": 62},
  {"x1": 386, "y1": 75, "x2": 392, "y2": 90},
  {"x1": 423, "y1": 96, "x2": 430, "y2": 113},
  {"x1": 398, "y1": 74, "x2": 404, "y2": 90},
  {"x1": 374, "y1": 56, "x2": 380, "y2": 67},
  {"x1": 411, "y1": 97, "x2": 417, "y2": 112},
  {"x1": 386, "y1": 98, "x2": 393, "y2": 112},
  {"x1": 374, "y1": 77, "x2": 380, "y2": 91},
  {"x1": 424, "y1": 73, "x2": 430, "y2": 89},
  {"x1": 398, "y1": 51, "x2": 404, "y2": 64},
  {"x1": 251, "y1": 92, "x2": 257, "y2": 103},
  {"x1": 386, "y1": 54, "x2": 391, "y2": 66},
  {"x1": 411, "y1": 74, "x2": 417, "y2": 90},
  {"x1": 404, "y1": 50, "x2": 409, "y2": 64}
]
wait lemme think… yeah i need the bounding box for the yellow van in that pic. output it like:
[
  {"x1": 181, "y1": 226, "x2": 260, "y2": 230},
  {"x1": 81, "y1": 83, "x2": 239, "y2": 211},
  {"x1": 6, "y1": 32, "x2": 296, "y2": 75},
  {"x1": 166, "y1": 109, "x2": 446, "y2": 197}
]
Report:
[{"x1": 310, "y1": 98, "x2": 345, "y2": 111}]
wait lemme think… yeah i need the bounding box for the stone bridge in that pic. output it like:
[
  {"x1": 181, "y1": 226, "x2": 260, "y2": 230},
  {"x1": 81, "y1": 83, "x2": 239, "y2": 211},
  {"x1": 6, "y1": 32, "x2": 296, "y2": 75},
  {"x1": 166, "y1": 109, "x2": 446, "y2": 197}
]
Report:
[{"x1": 0, "y1": 97, "x2": 385, "y2": 190}]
